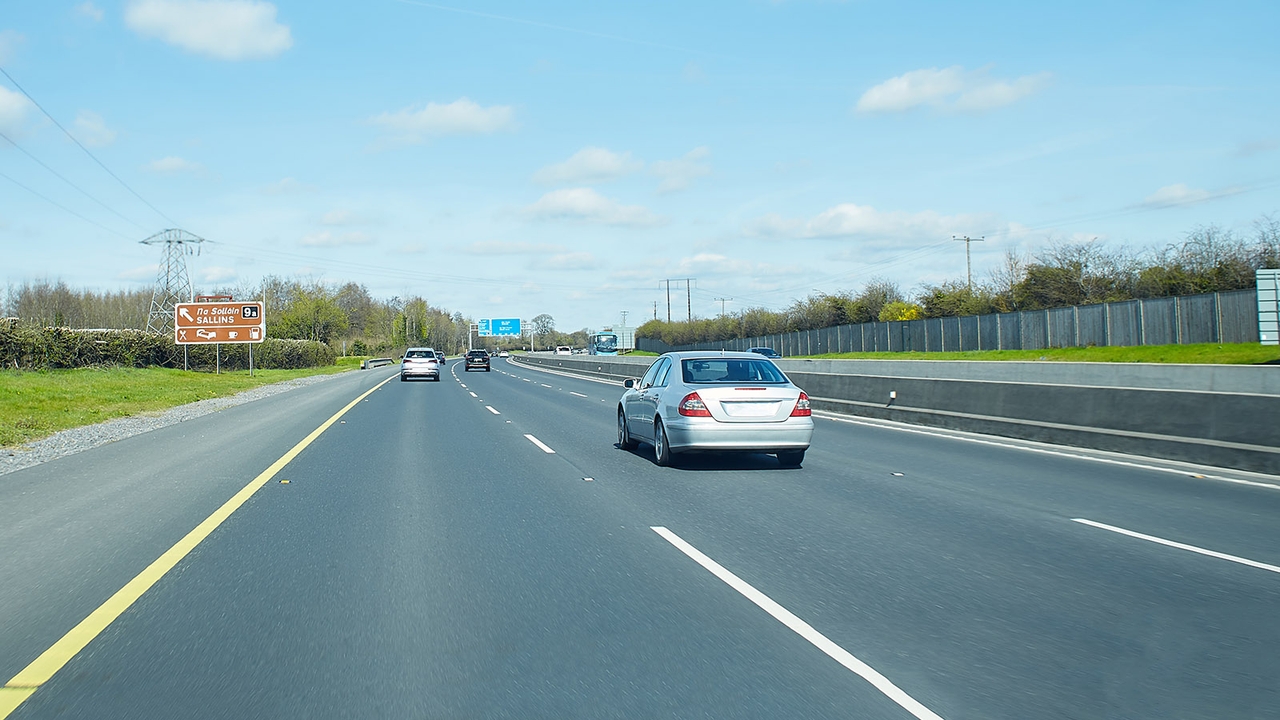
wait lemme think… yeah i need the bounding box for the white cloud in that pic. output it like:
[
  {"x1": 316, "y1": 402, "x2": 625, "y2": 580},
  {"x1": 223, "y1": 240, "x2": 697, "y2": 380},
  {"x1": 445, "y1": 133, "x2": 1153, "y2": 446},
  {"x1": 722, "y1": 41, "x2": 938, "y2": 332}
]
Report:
[
  {"x1": 197, "y1": 265, "x2": 237, "y2": 282},
  {"x1": 73, "y1": 110, "x2": 116, "y2": 147},
  {"x1": 651, "y1": 147, "x2": 711, "y2": 193},
  {"x1": 524, "y1": 188, "x2": 664, "y2": 227},
  {"x1": 856, "y1": 66, "x2": 1050, "y2": 114},
  {"x1": 673, "y1": 252, "x2": 806, "y2": 280},
  {"x1": 299, "y1": 230, "x2": 373, "y2": 247},
  {"x1": 370, "y1": 98, "x2": 515, "y2": 145},
  {"x1": 261, "y1": 177, "x2": 311, "y2": 194},
  {"x1": 747, "y1": 202, "x2": 996, "y2": 241},
  {"x1": 321, "y1": 209, "x2": 355, "y2": 226},
  {"x1": 0, "y1": 30, "x2": 25, "y2": 64},
  {"x1": 0, "y1": 85, "x2": 32, "y2": 136},
  {"x1": 125, "y1": 0, "x2": 293, "y2": 61},
  {"x1": 1142, "y1": 183, "x2": 1213, "y2": 208},
  {"x1": 75, "y1": 2, "x2": 105, "y2": 21},
  {"x1": 464, "y1": 240, "x2": 566, "y2": 256},
  {"x1": 117, "y1": 264, "x2": 159, "y2": 281},
  {"x1": 533, "y1": 147, "x2": 642, "y2": 185},
  {"x1": 543, "y1": 252, "x2": 600, "y2": 270},
  {"x1": 146, "y1": 156, "x2": 203, "y2": 174}
]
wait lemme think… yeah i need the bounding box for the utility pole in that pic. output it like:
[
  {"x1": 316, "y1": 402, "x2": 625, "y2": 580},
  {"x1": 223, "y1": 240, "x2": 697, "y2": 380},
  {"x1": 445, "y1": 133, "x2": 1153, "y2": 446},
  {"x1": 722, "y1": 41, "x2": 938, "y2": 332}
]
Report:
[
  {"x1": 953, "y1": 235, "x2": 985, "y2": 290},
  {"x1": 662, "y1": 278, "x2": 696, "y2": 322},
  {"x1": 619, "y1": 311, "x2": 629, "y2": 327},
  {"x1": 652, "y1": 301, "x2": 658, "y2": 320},
  {"x1": 714, "y1": 297, "x2": 732, "y2": 316}
]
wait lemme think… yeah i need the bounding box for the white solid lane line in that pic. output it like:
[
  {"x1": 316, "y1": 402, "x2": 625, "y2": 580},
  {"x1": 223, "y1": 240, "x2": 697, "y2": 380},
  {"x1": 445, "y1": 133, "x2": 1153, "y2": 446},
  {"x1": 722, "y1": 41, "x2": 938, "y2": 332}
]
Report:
[
  {"x1": 651, "y1": 527, "x2": 944, "y2": 720},
  {"x1": 1072, "y1": 518, "x2": 1280, "y2": 574},
  {"x1": 570, "y1": 391, "x2": 588, "y2": 398},
  {"x1": 524, "y1": 434, "x2": 556, "y2": 453},
  {"x1": 486, "y1": 406, "x2": 501, "y2": 415},
  {"x1": 819, "y1": 413, "x2": 1280, "y2": 491},
  {"x1": 469, "y1": 392, "x2": 478, "y2": 398}
]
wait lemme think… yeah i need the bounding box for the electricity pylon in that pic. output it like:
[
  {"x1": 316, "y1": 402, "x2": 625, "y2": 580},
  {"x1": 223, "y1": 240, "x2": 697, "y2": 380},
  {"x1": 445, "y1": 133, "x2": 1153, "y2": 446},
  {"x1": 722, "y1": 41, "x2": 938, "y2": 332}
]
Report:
[{"x1": 142, "y1": 229, "x2": 205, "y2": 334}]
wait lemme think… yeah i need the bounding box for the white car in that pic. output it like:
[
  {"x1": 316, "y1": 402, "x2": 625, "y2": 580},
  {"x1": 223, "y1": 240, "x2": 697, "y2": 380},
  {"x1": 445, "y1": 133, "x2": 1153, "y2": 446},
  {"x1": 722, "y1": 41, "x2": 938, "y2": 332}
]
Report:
[
  {"x1": 498, "y1": 351, "x2": 510, "y2": 358},
  {"x1": 400, "y1": 347, "x2": 440, "y2": 381},
  {"x1": 555, "y1": 346, "x2": 573, "y2": 355},
  {"x1": 618, "y1": 351, "x2": 814, "y2": 467}
]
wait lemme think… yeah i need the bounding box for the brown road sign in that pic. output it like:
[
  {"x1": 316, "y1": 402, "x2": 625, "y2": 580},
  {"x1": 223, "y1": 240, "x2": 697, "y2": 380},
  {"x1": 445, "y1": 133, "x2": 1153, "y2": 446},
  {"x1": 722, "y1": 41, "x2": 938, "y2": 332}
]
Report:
[{"x1": 175, "y1": 302, "x2": 265, "y2": 345}]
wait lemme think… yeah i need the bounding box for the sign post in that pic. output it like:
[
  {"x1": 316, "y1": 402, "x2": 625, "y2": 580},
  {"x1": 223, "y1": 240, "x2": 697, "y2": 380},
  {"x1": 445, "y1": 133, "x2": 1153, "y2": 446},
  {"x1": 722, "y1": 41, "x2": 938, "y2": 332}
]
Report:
[{"x1": 175, "y1": 300, "x2": 267, "y2": 374}]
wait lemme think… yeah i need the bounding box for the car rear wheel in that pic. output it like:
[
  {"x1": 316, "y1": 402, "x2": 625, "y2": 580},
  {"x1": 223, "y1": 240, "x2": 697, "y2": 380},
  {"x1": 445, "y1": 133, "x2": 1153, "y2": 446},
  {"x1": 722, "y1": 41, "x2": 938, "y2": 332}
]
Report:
[
  {"x1": 653, "y1": 418, "x2": 672, "y2": 467},
  {"x1": 777, "y1": 449, "x2": 805, "y2": 467},
  {"x1": 400, "y1": 374, "x2": 407, "y2": 382},
  {"x1": 618, "y1": 409, "x2": 637, "y2": 451}
]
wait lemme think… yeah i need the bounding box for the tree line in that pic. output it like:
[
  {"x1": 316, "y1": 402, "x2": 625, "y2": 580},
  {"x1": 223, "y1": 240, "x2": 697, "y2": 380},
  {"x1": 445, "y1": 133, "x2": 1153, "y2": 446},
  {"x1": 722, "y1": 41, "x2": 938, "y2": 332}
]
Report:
[
  {"x1": 1, "y1": 276, "x2": 475, "y2": 356},
  {"x1": 0, "y1": 276, "x2": 597, "y2": 356},
  {"x1": 638, "y1": 218, "x2": 1280, "y2": 347}
]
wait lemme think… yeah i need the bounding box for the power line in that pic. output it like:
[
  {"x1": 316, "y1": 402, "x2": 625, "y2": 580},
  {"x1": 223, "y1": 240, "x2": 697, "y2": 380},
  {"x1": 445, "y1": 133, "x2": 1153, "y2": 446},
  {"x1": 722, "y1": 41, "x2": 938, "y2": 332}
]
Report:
[
  {"x1": 0, "y1": 169, "x2": 134, "y2": 240},
  {"x1": 0, "y1": 130, "x2": 149, "y2": 233},
  {"x1": 0, "y1": 64, "x2": 179, "y2": 227}
]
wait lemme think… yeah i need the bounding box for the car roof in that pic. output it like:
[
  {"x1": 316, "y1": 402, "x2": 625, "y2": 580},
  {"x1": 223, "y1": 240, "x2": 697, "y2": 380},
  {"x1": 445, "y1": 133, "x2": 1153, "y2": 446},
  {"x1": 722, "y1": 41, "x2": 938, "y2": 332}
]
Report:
[
  {"x1": 407, "y1": 346, "x2": 435, "y2": 352},
  {"x1": 661, "y1": 351, "x2": 779, "y2": 360}
]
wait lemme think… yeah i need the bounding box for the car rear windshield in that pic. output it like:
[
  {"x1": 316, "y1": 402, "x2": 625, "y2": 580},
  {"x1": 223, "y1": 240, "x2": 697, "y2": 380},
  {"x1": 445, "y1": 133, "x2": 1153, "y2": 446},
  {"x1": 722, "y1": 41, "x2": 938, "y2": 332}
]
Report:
[
  {"x1": 681, "y1": 359, "x2": 787, "y2": 384},
  {"x1": 405, "y1": 350, "x2": 434, "y2": 358},
  {"x1": 467, "y1": 351, "x2": 486, "y2": 357}
]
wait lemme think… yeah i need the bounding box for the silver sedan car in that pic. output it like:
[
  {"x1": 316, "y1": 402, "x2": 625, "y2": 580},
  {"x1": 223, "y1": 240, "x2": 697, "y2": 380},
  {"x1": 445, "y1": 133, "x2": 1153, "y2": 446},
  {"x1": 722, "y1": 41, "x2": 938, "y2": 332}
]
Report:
[{"x1": 617, "y1": 351, "x2": 814, "y2": 467}]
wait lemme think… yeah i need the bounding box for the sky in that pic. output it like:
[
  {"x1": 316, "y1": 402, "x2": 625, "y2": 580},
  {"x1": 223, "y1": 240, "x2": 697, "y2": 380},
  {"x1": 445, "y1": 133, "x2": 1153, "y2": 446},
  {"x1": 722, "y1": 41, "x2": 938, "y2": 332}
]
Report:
[{"x1": 2, "y1": 0, "x2": 1278, "y2": 332}]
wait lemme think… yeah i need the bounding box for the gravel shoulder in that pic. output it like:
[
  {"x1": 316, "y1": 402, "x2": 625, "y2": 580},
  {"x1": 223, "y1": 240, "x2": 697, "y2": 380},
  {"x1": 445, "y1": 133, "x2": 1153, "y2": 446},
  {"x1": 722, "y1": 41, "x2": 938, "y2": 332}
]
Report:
[{"x1": 1, "y1": 372, "x2": 350, "y2": 476}]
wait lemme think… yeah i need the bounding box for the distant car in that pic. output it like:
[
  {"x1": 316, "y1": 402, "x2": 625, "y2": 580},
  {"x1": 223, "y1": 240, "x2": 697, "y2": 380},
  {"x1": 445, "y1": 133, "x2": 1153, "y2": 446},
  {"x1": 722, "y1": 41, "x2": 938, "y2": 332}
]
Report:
[
  {"x1": 401, "y1": 347, "x2": 440, "y2": 381},
  {"x1": 555, "y1": 346, "x2": 573, "y2": 355},
  {"x1": 748, "y1": 347, "x2": 781, "y2": 359},
  {"x1": 618, "y1": 351, "x2": 813, "y2": 467},
  {"x1": 433, "y1": 350, "x2": 446, "y2": 365},
  {"x1": 498, "y1": 351, "x2": 510, "y2": 358},
  {"x1": 464, "y1": 349, "x2": 491, "y2": 372}
]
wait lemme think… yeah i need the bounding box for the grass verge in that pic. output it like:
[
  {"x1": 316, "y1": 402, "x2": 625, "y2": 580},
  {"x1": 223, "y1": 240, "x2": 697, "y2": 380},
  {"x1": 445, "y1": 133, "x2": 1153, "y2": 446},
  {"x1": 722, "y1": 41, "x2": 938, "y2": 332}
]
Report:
[
  {"x1": 1, "y1": 357, "x2": 366, "y2": 448},
  {"x1": 802, "y1": 343, "x2": 1280, "y2": 364}
]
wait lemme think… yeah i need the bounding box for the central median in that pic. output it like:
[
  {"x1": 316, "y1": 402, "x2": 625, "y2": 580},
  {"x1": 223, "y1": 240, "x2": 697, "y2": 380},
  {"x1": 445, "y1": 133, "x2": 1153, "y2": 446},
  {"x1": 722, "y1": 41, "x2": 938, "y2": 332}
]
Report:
[{"x1": 509, "y1": 353, "x2": 1280, "y2": 475}]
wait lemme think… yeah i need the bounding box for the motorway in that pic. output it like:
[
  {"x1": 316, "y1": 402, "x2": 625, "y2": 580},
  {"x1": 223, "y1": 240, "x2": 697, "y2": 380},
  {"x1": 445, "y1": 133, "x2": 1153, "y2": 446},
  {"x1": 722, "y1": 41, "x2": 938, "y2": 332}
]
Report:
[{"x1": 2, "y1": 357, "x2": 1279, "y2": 719}]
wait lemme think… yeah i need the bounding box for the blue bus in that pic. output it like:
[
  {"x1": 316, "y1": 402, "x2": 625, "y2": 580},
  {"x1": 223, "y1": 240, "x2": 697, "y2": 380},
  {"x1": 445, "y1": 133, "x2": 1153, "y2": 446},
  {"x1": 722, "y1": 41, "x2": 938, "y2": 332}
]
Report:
[{"x1": 589, "y1": 331, "x2": 618, "y2": 355}]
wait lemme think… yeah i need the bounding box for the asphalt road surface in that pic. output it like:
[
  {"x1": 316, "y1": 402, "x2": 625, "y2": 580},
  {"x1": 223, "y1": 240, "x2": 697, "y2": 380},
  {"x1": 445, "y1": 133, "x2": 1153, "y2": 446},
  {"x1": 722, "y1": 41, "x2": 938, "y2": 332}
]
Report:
[{"x1": 2, "y1": 357, "x2": 1279, "y2": 719}]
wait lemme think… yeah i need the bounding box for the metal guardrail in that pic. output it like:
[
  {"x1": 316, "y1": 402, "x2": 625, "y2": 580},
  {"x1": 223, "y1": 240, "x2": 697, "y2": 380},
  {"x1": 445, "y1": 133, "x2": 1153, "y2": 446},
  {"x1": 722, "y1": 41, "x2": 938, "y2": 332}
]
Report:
[
  {"x1": 361, "y1": 358, "x2": 395, "y2": 369},
  {"x1": 512, "y1": 353, "x2": 1280, "y2": 474}
]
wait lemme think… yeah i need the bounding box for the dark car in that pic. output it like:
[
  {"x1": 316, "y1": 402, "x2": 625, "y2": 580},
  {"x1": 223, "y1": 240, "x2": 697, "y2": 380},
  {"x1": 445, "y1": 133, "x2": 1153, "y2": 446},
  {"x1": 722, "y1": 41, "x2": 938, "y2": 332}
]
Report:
[
  {"x1": 434, "y1": 350, "x2": 446, "y2": 365},
  {"x1": 464, "y1": 349, "x2": 491, "y2": 372},
  {"x1": 748, "y1": 346, "x2": 781, "y2": 358}
]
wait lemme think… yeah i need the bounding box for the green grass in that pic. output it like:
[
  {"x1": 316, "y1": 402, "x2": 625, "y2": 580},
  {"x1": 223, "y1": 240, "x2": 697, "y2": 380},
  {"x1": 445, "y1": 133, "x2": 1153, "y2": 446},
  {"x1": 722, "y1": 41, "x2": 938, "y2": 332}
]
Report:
[
  {"x1": 802, "y1": 343, "x2": 1280, "y2": 364},
  {"x1": 0, "y1": 357, "x2": 365, "y2": 448}
]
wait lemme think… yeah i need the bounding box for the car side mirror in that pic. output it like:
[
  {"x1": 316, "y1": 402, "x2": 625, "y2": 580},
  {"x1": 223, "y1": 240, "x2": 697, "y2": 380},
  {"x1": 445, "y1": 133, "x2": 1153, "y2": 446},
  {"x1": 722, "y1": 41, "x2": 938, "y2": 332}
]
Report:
[{"x1": 624, "y1": 378, "x2": 636, "y2": 389}]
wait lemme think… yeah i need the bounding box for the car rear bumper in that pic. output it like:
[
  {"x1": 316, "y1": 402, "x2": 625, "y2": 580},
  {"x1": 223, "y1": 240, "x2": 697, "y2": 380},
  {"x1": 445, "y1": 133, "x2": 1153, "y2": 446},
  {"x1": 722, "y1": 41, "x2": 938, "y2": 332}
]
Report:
[
  {"x1": 663, "y1": 417, "x2": 813, "y2": 453},
  {"x1": 401, "y1": 368, "x2": 439, "y2": 378}
]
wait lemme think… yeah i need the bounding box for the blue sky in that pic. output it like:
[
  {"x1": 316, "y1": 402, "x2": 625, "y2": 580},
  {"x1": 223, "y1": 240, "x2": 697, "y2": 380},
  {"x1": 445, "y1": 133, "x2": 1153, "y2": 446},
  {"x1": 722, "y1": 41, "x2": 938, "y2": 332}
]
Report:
[{"x1": 2, "y1": 0, "x2": 1278, "y2": 331}]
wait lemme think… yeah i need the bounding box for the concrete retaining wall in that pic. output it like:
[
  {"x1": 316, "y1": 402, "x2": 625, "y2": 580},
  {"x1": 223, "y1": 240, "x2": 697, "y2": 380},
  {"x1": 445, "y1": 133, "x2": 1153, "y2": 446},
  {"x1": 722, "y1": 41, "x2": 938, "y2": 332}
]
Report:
[{"x1": 511, "y1": 353, "x2": 1280, "y2": 474}]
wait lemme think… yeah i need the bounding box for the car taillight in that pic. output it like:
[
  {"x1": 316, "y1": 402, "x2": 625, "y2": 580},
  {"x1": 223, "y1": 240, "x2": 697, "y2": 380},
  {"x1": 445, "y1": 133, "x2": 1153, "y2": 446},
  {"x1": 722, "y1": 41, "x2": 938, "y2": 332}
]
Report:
[
  {"x1": 790, "y1": 392, "x2": 811, "y2": 417},
  {"x1": 678, "y1": 392, "x2": 712, "y2": 417}
]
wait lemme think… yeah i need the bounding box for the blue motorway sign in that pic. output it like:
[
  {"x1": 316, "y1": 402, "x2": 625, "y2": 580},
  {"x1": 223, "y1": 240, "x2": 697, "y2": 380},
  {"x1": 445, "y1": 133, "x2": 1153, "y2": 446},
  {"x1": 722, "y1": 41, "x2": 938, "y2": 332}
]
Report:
[
  {"x1": 478, "y1": 318, "x2": 522, "y2": 337},
  {"x1": 491, "y1": 318, "x2": 522, "y2": 337}
]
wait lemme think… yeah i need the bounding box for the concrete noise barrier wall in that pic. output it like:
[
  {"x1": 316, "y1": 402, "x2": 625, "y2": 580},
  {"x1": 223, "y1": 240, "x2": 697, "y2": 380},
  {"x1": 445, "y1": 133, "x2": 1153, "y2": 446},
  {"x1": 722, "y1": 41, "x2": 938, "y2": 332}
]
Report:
[{"x1": 511, "y1": 353, "x2": 1280, "y2": 475}]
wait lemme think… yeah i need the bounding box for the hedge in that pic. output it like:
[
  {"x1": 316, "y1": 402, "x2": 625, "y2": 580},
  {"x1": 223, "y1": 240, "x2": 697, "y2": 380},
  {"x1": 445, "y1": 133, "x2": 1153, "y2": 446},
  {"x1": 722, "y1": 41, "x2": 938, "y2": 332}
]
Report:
[{"x1": 0, "y1": 319, "x2": 336, "y2": 371}]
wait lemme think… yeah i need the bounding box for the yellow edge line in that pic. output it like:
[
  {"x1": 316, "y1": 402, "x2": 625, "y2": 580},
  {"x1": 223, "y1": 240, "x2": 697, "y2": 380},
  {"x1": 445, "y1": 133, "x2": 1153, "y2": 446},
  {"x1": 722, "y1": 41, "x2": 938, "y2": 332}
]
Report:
[{"x1": 1, "y1": 374, "x2": 396, "y2": 716}]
